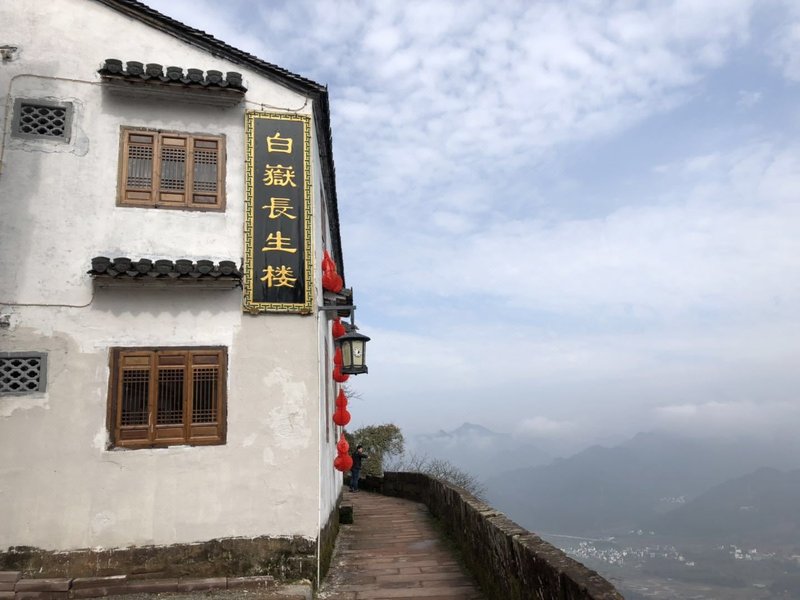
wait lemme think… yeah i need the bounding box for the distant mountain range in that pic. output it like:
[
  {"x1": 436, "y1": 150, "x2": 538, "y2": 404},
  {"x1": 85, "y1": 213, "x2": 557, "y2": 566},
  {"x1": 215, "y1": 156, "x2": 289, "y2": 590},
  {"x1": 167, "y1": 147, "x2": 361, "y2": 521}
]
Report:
[
  {"x1": 406, "y1": 422, "x2": 552, "y2": 480},
  {"x1": 646, "y1": 466, "x2": 800, "y2": 544},
  {"x1": 483, "y1": 430, "x2": 800, "y2": 537}
]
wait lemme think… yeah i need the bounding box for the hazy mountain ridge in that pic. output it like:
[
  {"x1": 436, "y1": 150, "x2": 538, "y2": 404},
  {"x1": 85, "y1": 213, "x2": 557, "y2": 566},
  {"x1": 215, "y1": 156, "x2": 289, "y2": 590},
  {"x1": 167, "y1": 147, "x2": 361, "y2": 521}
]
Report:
[
  {"x1": 406, "y1": 422, "x2": 552, "y2": 479},
  {"x1": 645, "y1": 466, "x2": 800, "y2": 543},
  {"x1": 484, "y1": 430, "x2": 800, "y2": 536}
]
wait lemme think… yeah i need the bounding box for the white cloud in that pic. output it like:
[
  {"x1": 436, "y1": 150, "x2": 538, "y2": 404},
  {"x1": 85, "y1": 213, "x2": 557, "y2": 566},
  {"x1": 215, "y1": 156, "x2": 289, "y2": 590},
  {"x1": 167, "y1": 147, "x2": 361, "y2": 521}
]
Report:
[
  {"x1": 515, "y1": 417, "x2": 577, "y2": 438},
  {"x1": 767, "y1": 3, "x2": 800, "y2": 81},
  {"x1": 350, "y1": 141, "x2": 800, "y2": 325},
  {"x1": 736, "y1": 90, "x2": 763, "y2": 108},
  {"x1": 654, "y1": 400, "x2": 800, "y2": 439}
]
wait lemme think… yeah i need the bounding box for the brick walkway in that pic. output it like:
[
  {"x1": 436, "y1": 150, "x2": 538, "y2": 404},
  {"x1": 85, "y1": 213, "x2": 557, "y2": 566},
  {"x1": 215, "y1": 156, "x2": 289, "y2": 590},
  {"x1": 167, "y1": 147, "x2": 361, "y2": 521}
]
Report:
[{"x1": 317, "y1": 491, "x2": 485, "y2": 600}]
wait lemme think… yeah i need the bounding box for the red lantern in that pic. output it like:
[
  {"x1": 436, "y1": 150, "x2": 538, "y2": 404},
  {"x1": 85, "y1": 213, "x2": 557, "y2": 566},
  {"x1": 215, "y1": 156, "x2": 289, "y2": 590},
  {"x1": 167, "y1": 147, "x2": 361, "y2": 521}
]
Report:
[
  {"x1": 334, "y1": 347, "x2": 343, "y2": 367},
  {"x1": 332, "y1": 406, "x2": 351, "y2": 426},
  {"x1": 323, "y1": 250, "x2": 336, "y2": 273},
  {"x1": 323, "y1": 270, "x2": 343, "y2": 293},
  {"x1": 335, "y1": 389, "x2": 347, "y2": 408},
  {"x1": 334, "y1": 431, "x2": 354, "y2": 472},
  {"x1": 341, "y1": 454, "x2": 353, "y2": 471},
  {"x1": 333, "y1": 366, "x2": 349, "y2": 383},
  {"x1": 322, "y1": 250, "x2": 344, "y2": 293},
  {"x1": 332, "y1": 318, "x2": 346, "y2": 339},
  {"x1": 333, "y1": 454, "x2": 345, "y2": 471}
]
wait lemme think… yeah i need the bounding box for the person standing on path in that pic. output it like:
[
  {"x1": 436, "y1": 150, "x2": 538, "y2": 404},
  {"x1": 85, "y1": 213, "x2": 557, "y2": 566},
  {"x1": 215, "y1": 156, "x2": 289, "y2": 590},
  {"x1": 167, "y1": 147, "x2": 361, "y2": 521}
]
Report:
[{"x1": 349, "y1": 445, "x2": 368, "y2": 492}]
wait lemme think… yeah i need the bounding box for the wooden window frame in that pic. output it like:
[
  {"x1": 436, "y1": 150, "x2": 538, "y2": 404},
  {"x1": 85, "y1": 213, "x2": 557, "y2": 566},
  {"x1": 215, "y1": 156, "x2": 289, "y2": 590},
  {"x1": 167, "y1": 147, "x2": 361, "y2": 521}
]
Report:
[
  {"x1": 117, "y1": 127, "x2": 226, "y2": 211},
  {"x1": 107, "y1": 346, "x2": 227, "y2": 449}
]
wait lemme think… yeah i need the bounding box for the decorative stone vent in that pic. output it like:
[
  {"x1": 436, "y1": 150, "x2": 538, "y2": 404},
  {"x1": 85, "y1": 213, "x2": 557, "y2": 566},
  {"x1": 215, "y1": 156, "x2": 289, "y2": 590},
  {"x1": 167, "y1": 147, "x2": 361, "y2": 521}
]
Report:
[
  {"x1": 0, "y1": 353, "x2": 46, "y2": 394},
  {"x1": 89, "y1": 257, "x2": 242, "y2": 288},
  {"x1": 12, "y1": 99, "x2": 72, "y2": 141}
]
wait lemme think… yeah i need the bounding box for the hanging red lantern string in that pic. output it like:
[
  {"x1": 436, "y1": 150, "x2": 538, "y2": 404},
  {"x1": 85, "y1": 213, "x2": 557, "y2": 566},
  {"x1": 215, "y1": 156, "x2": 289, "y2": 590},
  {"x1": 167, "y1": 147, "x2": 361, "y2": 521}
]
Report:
[
  {"x1": 337, "y1": 433, "x2": 349, "y2": 454},
  {"x1": 322, "y1": 270, "x2": 341, "y2": 293},
  {"x1": 322, "y1": 250, "x2": 344, "y2": 293},
  {"x1": 334, "y1": 347, "x2": 343, "y2": 367},
  {"x1": 322, "y1": 250, "x2": 336, "y2": 273},
  {"x1": 333, "y1": 404, "x2": 351, "y2": 426},
  {"x1": 340, "y1": 452, "x2": 353, "y2": 471},
  {"x1": 334, "y1": 433, "x2": 352, "y2": 472},
  {"x1": 332, "y1": 317, "x2": 346, "y2": 339},
  {"x1": 332, "y1": 366, "x2": 349, "y2": 383},
  {"x1": 333, "y1": 389, "x2": 351, "y2": 426}
]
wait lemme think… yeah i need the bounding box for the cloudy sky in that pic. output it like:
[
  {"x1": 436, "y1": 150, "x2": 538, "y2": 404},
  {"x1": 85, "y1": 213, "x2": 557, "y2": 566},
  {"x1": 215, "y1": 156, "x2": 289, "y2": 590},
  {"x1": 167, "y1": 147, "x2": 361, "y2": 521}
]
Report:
[{"x1": 148, "y1": 0, "x2": 800, "y2": 450}]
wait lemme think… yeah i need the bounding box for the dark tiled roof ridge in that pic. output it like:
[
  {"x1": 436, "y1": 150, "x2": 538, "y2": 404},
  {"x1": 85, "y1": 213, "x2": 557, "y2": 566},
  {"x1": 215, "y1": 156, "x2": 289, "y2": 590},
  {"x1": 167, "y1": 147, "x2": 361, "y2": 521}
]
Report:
[
  {"x1": 99, "y1": 59, "x2": 248, "y2": 91},
  {"x1": 89, "y1": 256, "x2": 243, "y2": 279},
  {"x1": 93, "y1": 0, "x2": 346, "y2": 282}
]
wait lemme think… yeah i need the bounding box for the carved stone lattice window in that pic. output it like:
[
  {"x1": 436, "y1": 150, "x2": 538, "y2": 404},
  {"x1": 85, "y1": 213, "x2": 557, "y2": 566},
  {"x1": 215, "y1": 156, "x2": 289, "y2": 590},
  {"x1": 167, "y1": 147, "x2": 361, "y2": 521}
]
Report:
[
  {"x1": 0, "y1": 353, "x2": 47, "y2": 394},
  {"x1": 12, "y1": 99, "x2": 72, "y2": 141}
]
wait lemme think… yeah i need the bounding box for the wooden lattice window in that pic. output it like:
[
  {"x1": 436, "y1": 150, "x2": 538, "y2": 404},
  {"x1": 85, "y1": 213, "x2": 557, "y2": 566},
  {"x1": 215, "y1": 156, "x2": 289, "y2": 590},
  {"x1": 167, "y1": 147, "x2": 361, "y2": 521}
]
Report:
[
  {"x1": 118, "y1": 128, "x2": 226, "y2": 211},
  {"x1": 108, "y1": 347, "x2": 227, "y2": 449}
]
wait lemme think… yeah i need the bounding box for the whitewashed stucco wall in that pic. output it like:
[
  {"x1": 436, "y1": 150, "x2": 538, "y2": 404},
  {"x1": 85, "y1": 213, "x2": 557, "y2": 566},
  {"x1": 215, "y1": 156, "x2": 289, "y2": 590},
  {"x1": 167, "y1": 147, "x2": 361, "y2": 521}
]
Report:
[{"x1": 0, "y1": 0, "x2": 342, "y2": 551}]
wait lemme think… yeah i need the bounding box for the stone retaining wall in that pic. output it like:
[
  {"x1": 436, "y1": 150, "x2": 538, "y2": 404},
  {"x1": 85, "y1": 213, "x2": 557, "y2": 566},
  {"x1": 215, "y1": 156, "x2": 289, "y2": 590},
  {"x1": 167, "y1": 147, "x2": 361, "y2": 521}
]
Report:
[
  {"x1": 0, "y1": 536, "x2": 315, "y2": 582},
  {"x1": 1, "y1": 499, "x2": 342, "y2": 592},
  {"x1": 0, "y1": 570, "x2": 285, "y2": 599},
  {"x1": 361, "y1": 472, "x2": 623, "y2": 600}
]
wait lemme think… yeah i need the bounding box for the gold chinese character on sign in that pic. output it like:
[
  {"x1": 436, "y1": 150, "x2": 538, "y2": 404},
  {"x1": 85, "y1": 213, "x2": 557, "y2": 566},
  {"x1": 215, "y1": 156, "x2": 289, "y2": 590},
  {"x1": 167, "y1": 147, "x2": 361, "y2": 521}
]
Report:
[
  {"x1": 263, "y1": 164, "x2": 297, "y2": 187},
  {"x1": 262, "y1": 231, "x2": 297, "y2": 253},
  {"x1": 262, "y1": 197, "x2": 296, "y2": 220},
  {"x1": 260, "y1": 265, "x2": 298, "y2": 287},
  {"x1": 266, "y1": 132, "x2": 293, "y2": 154}
]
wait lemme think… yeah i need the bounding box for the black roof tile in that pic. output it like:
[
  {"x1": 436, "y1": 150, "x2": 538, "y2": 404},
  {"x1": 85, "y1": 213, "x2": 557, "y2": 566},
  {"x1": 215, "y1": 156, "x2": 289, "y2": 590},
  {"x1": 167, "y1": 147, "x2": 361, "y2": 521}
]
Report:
[
  {"x1": 89, "y1": 256, "x2": 242, "y2": 281},
  {"x1": 99, "y1": 59, "x2": 247, "y2": 91}
]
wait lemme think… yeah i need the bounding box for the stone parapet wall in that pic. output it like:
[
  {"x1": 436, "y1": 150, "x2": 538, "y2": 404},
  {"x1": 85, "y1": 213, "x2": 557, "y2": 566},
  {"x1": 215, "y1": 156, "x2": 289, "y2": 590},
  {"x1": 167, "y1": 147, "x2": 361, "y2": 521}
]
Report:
[{"x1": 362, "y1": 472, "x2": 623, "y2": 600}]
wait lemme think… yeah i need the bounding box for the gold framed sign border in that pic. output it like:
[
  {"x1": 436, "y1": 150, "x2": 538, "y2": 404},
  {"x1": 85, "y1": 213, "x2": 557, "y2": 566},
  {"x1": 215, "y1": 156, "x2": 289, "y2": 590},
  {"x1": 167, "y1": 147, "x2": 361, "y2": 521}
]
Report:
[{"x1": 243, "y1": 111, "x2": 314, "y2": 314}]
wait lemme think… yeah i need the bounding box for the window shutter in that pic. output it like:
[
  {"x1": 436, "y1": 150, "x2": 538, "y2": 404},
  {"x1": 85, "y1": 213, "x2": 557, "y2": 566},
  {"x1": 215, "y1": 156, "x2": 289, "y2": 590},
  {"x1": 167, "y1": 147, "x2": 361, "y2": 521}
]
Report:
[
  {"x1": 154, "y1": 352, "x2": 188, "y2": 444},
  {"x1": 188, "y1": 349, "x2": 225, "y2": 443},
  {"x1": 189, "y1": 138, "x2": 223, "y2": 209},
  {"x1": 116, "y1": 350, "x2": 154, "y2": 444},
  {"x1": 121, "y1": 132, "x2": 156, "y2": 206},
  {"x1": 157, "y1": 134, "x2": 188, "y2": 206}
]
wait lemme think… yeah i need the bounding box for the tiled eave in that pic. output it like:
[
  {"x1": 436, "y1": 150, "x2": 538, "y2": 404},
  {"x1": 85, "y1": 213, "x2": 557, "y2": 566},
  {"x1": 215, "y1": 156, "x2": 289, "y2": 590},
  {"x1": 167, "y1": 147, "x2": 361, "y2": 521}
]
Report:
[
  {"x1": 98, "y1": 59, "x2": 246, "y2": 107},
  {"x1": 89, "y1": 257, "x2": 242, "y2": 289}
]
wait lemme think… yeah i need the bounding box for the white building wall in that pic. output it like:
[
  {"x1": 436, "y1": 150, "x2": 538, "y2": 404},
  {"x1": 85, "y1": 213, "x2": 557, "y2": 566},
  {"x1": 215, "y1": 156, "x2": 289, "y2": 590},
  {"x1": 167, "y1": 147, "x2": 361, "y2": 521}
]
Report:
[{"x1": 0, "y1": 0, "x2": 340, "y2": 551}]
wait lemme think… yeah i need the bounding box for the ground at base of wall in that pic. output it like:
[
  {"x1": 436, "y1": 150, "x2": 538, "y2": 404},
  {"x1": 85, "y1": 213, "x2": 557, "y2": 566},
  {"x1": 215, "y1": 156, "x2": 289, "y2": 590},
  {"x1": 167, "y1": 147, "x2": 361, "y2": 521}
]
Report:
[
  {"x1": 0, "y1": 571, "x2": 312, "y2": 600},
  {"x1": 102, "y1": 584, "x2": 312, "y2": 600}
]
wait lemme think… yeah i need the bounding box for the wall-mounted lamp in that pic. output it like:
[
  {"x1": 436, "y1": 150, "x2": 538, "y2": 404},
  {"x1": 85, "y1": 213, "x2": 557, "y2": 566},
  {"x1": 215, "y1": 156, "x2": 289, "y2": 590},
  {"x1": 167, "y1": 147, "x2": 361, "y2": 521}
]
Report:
[
  {"x1": 318, "y1": 290, "x2": 371, "y2": 375},
  {"x1": 337, "y1": 323, "x2": 370, "y2": 375}
]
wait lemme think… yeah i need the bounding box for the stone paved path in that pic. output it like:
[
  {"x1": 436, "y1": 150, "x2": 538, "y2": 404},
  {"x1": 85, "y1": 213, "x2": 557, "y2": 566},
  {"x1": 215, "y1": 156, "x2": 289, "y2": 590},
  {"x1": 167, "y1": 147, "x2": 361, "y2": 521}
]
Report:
[{"x1": 318, "y1": 491, "x2": 485, "y2": 600}]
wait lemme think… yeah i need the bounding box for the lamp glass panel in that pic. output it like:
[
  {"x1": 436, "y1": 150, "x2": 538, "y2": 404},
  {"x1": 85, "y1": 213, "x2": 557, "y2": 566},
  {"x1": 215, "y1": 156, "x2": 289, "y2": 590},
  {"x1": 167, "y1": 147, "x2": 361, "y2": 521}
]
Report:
[
  {"x1": 352, "y1": 340, "x2": 365, "y2": 367},
  {"x1": 341, "y1": 341, "x2": 353, "y2": 368}
]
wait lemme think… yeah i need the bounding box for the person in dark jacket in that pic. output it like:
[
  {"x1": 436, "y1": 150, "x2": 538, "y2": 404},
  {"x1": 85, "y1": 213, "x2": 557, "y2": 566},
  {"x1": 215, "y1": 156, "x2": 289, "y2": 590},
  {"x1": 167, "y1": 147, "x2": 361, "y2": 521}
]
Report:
[{"x1": 350, "y1": 445, "x2": 368, "y2": 492}]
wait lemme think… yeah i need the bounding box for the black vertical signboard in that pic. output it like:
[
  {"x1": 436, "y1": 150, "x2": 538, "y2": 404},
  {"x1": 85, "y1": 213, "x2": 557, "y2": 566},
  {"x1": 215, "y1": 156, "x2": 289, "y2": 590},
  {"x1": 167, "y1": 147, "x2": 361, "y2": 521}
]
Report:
[{"x1": 244, "y1": 112, "x2": 313, "y2": 313}]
